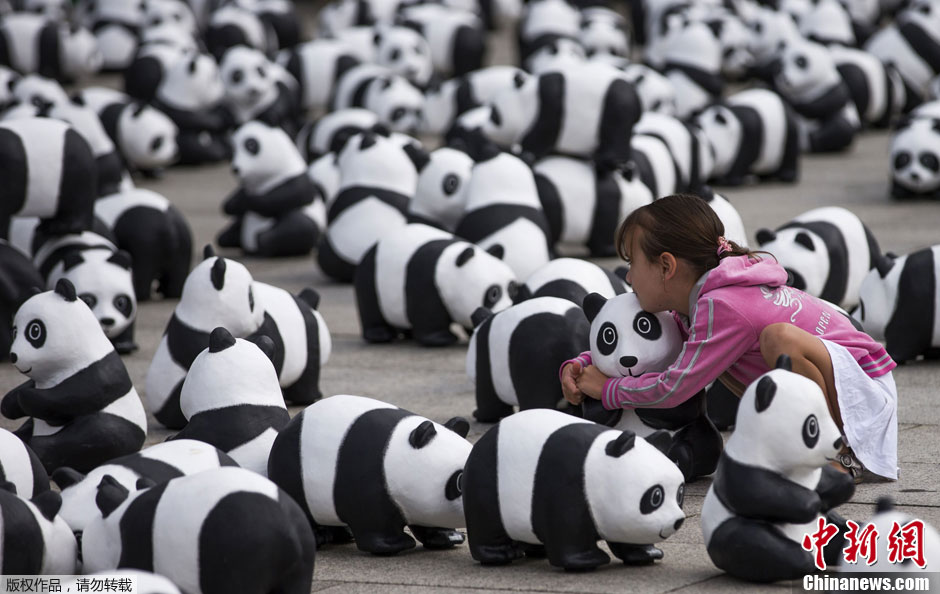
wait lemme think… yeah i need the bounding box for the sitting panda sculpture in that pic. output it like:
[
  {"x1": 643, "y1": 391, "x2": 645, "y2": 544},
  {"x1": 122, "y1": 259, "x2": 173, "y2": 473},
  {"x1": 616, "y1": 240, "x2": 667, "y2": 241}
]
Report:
[
  {"x1": 463, "y1": 408, "x2": 686, "y2": 570},
  {"x1": 889, "y1": 116, "x2": 940, "y2": 200},
  {"x1": 267, "y1": 394, "x2": 472, "y2": 552},
  {"x1": 0, "y1": 483, "x2": 77, "y2": 575},
  {"x1": 2, "y1": 280, "x2": 147, "y2": 473},
  {"x1": 701, "y1": 356, "x2": 855, "y2": 582}
]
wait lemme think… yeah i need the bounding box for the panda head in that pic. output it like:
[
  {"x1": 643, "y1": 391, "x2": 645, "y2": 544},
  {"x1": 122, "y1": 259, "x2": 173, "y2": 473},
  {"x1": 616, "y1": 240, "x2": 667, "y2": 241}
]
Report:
[
  {"x1": 695, "y1": 104, "x2": 742, "y2": 177},
  {"x1": 176, "y1": 249, "x2": 264, "y2": 335},
  {"x1": 728, "y1": 358, "x2": 844, "y2": 473},
  {"x1": 583, "y1": 292, "x2": 682, "y2": 379},
  {"x1": 365, "y1": 75, "x2": 424, "y2": 133},
  {"x1": 463, "y1": 148, "x2": 540, "y2": 210},
  {"x1": 159, "y1": 50, "x2": 224, "y2": 110},
  {"x1": 118, "y1": 102, "x2": 179, "y2": 169},
  {"x1": 659, "y1": 20, "x2": 722, "y2": 74},
  {"x1": 220, "y1": 46, "x2": 279, "y2": 118},
  {"x1": 482, "y1": 71, "x2": 537, "y2": 148},
  {"x1": 853, "y1": 254, "x2": 901, "y2": 342},
  {"x1": 231, "y1": 120, "x2": 307, "y2": 195},
  {"x1": 621, "y1": 64, "x2": 676, "y2": 115},
  {"x1": 901, "y1": 0, "x2": 940, "y2": 30},
  {"x1": 579, "y1": 7, "x2": 630, "y2": 59},
  {"x1": 745, "y1": 7, "x2": 800, "y2": 64},
  {"x1": 145, "y1": 0, "x2": 198, "y2": 34},
  {"x1": 773, "y1": 39, "x2": 840, "y2": 102},
  {"x1": 410, "y1": 146, "x2": 475, "y2": 231},
  {"x1": 584, "y1": 430, "x2": 686, "y2": 544},
  {"x1": 179, "y1": 328, "x2": 284, "y2": 419},
  {"x1": 336, "y1": 130, "x2": 419, "y2": 195},
  {"x1": 12, "y1": 74, "x2": 70, "y2": 110},
  {"x1": 50, "y1": 249, "x2": 137, "y2": 342},
  {"x1": 60, "y1": 23, "x2": 104, "y2": 81},
  {"x1": 53, "y1": 463, "x2": 141, "y2": 534},
  {"x1": 81, "y1": 474, "x2": 140, "y2": 573},
  {"x1": 755, "y1": 227, "x2": 828, "y2": 297},
  {"x1": 799, "y1": 0, "x2": 855, "y2": 46},
  {"x1": 9, "y1": 280, "x2": 115, "y2": 383},
  {"x1": 711, "y1": 15, "x2": 753, "y2": 79},
  {"x1": 524, "y1": 38, "x2": 587, "y2": 74},
  {"x1": 374, "y1": 27, "x2": 433, "y2": 88},
  {"x1": 438, "y1": 242, "x2": 517, "y2": 329},
  {"x1": 0, "y1": 486, "x2": 77, "y2": 574},
  {"x1": 890, "y1": 118, "x2": 940, "y2": 194}
]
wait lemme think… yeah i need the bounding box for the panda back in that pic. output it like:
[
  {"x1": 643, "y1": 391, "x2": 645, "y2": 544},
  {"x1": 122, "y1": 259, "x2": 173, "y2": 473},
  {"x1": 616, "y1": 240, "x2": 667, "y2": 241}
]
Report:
[
  {"x1": 533, "y1": 157, "x2": 596, "y2": 243},
  {"x1": 93, "y1": 189, "x2": 169, "y2": 229},
  {"x1": 0, "y1": 119, "x2": 69, "y2": 218},
  {"x1": 793, "y1": 206, "x2": 873, "y2": 294},
  {"x1": 253, "y1": 282, "x2": 309, "y2": 385},
  {"x1": 376, "y1": 224, "x2": 454, "y2": 328},
  {"x1": 728, "y1": 89, "x2": 788, "y2": 173},
  {"x1": 700, "y1": 485, "x2": 734, "y2": 545},
  {"x1": 526, "y1": 258, "x2": 623, "y2": 301},
  {"x1": 137, "y1": 439, "x2": 231, "y2": 476}
]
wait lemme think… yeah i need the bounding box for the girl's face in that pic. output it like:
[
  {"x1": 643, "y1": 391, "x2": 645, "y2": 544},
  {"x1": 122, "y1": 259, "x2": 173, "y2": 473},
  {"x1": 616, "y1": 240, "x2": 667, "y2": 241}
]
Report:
[{"x1": 624, "y1": 228, "x2": 668, "y2": 313}]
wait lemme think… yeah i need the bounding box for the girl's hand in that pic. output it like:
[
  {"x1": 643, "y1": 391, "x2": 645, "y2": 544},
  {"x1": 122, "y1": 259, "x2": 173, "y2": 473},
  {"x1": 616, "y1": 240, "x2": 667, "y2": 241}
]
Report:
[
  {"x1": 561, "y1": 361, "x2": 584, "y2": 405},
  {"x1": 576, "y1": 365, "x2": 609, "y2": 400}
]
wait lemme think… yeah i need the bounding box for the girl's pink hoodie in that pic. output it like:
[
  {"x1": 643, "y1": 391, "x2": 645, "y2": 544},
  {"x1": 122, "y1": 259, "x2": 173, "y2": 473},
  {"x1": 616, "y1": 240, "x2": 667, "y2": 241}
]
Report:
[{"x1": 563, "y1": 255, "x2": 895, "y2": 410}]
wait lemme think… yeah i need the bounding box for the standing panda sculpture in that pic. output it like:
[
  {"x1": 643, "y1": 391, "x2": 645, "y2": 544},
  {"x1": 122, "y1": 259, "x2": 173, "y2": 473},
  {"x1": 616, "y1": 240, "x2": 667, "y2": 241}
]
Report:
[
  {"x1": 81, "y1": 467, "x2": 316, "y2": 594},
  {"x1": 755, "y1": 206, "x2": 883, "y2": 310},
  {"x1": 701, "y1": 356, "x2": 855, "y2": 582},
  {"x1": 512, "y1": 258, "x2": 629, "y2": 305},
  {"x1": 267, "y1": 394, "x2": 472, "y2": 553},
  {"x1": 463, "y1": 408, "x2": 686, "y2": 570},
  {"x1": 467, "y1": 296, "x2": 591, "y2": 422},
  {"x1": 0, "y1": 426, "x2": 49, "y2": 499},
  {"x1": 2, "y1": 279, "x2": 147, "y2": 473},
  {"x1": 354, "y1": 223, "x2": 517, "y2": 345},
  {"x1": 0, "y1": 483, "x2": 77, "y2": 575},
  {"x1": 889, "y1": 116, "x2": 940, "y2": 200}
]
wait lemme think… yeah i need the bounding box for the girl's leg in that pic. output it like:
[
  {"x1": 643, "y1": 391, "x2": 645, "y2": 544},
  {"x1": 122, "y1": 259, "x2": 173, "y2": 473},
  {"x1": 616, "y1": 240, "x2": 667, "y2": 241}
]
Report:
[{"x1": 758, "y1": 323, "x2": 843, "y2": 433}]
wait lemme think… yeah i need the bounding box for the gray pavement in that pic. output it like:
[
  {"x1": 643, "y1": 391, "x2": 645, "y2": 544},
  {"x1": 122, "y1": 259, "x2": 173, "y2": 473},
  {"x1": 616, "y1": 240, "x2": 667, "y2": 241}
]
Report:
[{"x1": 2, "y1": 3, "x2": 940, "y2": 591}]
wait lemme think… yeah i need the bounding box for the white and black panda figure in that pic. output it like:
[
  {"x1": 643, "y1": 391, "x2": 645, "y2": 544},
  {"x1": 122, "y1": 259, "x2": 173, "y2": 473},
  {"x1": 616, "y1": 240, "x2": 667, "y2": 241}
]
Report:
[
  {"x1": 9, "y1": 72, "x2": 69, "y2": 109},
  {"x1": 398, "y1": 4, "x2": 486, "y2": 78},
  {"x1": 2, "y1": 279, "x2": 147, "y2": 473},
  {"x1": 0, "y1": 13, "x2": 102, "y2": 82},
  {"x1": 93, "y1": 188, "x2": 193, "y2": 302},
  {"x1": 467, "y1": 296, "x2": 591, "y2": 422},
  {"x1": 295, "y1": 108, "x2": 378, "y2": 161},
  {"x1": 332, "y1": 64, "x2": 425, "y2": 133},
  {"x1": 421, "y1": 66, "x2": 526, "y2": 136},
  {"x1": 516, "y1": 0, "x2": 581, "y2": 66},
  {"x1": 317, "y1": 129, "x2": 418, "y2": 282},
  {"x1": 0, "y1": 426, "x2": 48, "y2": 499},
  {"x1": 406, "y1": 145, "x2": 474, "y2": 232},
  {"x1": 81, "y1": 467, "x2": 316, "y2": 594},
  {"x1": 240, "y1": 0, "x2": 302, "y2": 50},
  {"x1": 524, "y1": 38, "x2": 587, "y2": 76},
  {"x1": 170, "y1": 328, "x2": 289, "y2": 476},
  {"x1": 630, "y1": 132, "x2": 678, "y2": 199},
  {"x1": 579, "y1": 6, "x2": 629, "y2": 59},
  {"x1": 890, "y1": 116, "x2": 940, "y2": 200},
  {"x1": 205, "y1": 3, "x2": 276, "y2": 60},
  {"x1": 657, "y1": 20, "x2": 724, "y2": 119},
  {"x1": 371, "y1": 26, "x2": 434, "y2": 89},
  {"x1": 513, "y1": 258, "x2": 629, "y2": 305},
  {"x1": 837, "y1": 497, "x2": 940, "y2": 575},
  {"x1": 218, "y1": 121, "x2": 323, "y2": 257},
  {"x1": 534, "y1": 155, "x2": 653, "y2": 256},
  {"x1": 32, "y1": 231, "x2": 138, "y2": 353},
  {"x1": 0, "y1": 483, "x2": 77, "y2": 575},
  {"x1": 755, "y1": 206, "x2": 883, "y2": 309},
  {"x1": 701, "y1": 356, "x2": 855, "y2": 582},
  {"x1": 463, "y1": 408, "x2": 686, "y2": 569},
  {"x1": 854, "y1": 245, "x2": 940, "y2": 363},
  {"x1": 772, "y1": 39, "x2": 860, "y2": 153},
  {"x1": 694, "y1": 88, "x2": 801, "y2": 186},
  {"x1": 78, "y1": 0, "x2": 142, "y2": 72},
  {"x1": 0, "y1": 238, "x2": 43, "y2": 357},
  {"x1": 277, "y1": 39, "x2": 361, "y2": 114},
  {"x1": 143, "y1": 0, "x2": 199, "y2": 35},
  {"x1": 354, "y1": 223, "x2": 517, "y2": 345},
  {"x1": 307, "y1": 152, "x2": 342, "y2": 206},
  {"x1": 0, "y1": 118, "x2": 97, "y2": 238},
  {"x1": 615, "y1": 63, "x2": 676, "y2": 116},
  {"x1": 52, "y1": 439, "x2": 238, "y2": 534},
  {"x1": 482, "y1": 62, "x2": 641, "y2": 169},
  {"x1": 799, "y1": 0, "x2": 856, "y2": 47},
  {"x1": 218, "y1": 46, "x2": 301, "y2": 134},
  {"x1": 267, "y1": 394, "x2": 471, "y2": 552},
  {"x1": 633, "y1": 111, "x2": 713, "y2": 194},
  {"x1": 744, "y1": 6, "x2": 802, "y2": 84},
  {"x1": 829, "y1": 44, "x2": 906, "y2": 129}
]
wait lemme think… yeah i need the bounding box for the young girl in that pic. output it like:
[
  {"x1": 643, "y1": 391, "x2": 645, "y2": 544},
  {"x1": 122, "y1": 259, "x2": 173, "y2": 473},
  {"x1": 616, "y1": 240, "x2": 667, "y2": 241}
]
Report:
[{"x1": 560, "y1": 194, "x2": 898, "y2": 482}]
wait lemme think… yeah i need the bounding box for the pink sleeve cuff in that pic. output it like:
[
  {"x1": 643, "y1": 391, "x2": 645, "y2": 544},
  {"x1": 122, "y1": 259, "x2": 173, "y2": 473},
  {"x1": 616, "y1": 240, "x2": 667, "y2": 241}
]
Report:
[{"x1": 559, "y1": 352, "x2": 592, "y2": 381}]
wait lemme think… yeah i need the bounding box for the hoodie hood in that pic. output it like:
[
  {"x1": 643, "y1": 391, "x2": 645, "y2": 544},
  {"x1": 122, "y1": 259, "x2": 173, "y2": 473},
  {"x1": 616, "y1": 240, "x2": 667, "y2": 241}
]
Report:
[{"x1": 690, "y1": 255, "x2": 789, "y2": 312}]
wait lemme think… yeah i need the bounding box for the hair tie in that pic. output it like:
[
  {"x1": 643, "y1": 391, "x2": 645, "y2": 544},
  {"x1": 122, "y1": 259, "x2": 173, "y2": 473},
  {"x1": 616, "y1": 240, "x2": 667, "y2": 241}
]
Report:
[{"x1": 716, "y1": 236, "x2": 732, "y2": 256}]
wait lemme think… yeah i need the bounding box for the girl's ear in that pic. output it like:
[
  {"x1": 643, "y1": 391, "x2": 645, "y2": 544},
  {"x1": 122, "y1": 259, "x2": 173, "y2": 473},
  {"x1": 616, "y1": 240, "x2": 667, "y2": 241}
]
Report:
[{"x1": 660, "y1": 252, "x2": 679, "y2": 279}]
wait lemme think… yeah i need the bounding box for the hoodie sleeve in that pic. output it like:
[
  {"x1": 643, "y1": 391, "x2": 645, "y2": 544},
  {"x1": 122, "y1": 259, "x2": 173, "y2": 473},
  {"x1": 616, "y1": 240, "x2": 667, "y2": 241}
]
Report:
[
  {"x1": 602, "y1": 298, "x2": 757, "y2": 410},
  {"x1": 559, "y1": 351, "x2": 593, "y2": 381}
]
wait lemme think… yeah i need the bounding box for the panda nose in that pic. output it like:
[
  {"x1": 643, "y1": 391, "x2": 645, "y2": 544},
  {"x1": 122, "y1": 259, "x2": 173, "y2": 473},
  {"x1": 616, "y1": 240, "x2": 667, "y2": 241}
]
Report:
[
  {"x1": 9, "y1": 352, "x2": 16, "y2": 363},
  {"x1": 619, "y1": 356, "x2": 638, "y2": 367},
  {"x1": 674, "y1": 518, "x2": 684, "y2": 531},
  {"x1": 100, "y1": 317, "x2": 115, "y2": 327},
  {"x1": 911, "y1": 172, "x2": 920, "y2": 182}
]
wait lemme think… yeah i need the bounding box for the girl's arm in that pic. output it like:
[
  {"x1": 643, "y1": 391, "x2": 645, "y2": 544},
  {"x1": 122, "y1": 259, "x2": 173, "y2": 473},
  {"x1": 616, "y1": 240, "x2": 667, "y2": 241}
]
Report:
[
  {"x1": 600, "y1": 299, "x2": 757, "y2": 410},
  {"x1": 558, "y1": 351, "x2": 592, "y2": 381}
]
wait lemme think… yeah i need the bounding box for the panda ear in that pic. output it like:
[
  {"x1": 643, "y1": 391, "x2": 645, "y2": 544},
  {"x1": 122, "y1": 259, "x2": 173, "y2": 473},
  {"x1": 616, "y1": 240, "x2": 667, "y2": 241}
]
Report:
[
  {"x1": 875, "y1": 496, "x2": 895, "y2": 513},
  {"x1": 510, "y1": 282, "x2": 531, "y2": 304},
  {"x1": 443, "y1": 416, "x2": 470, "y2": 438},
  {"x1": 455, "y1": 246, "x2": 475, "y2": 267},
  {"x1": 755, "y1": 228, "x2": 776, "y2": 245},
  {"x1": 132, "y1": 103, "x2": 146, "y2": 118},
  {"x1": 136, "y1": 477, "x2": 157, "y2": 490},
  {"x1": 754, "y1": 375, "x2": 776, "y2": 412},
  {"x1": 605, "y1": 431, "x2": 636, "y2": 457},
  {"x1": 485, "y1": 243, "x2": 505, "y2": 260},
  {"x1": 644, "y1": 429, "x2": 673, "y2": 456},
  {"x1": 409, "y1": 420, "x2": 437, "y2": 448},
  {"x1": 210, "y1": 257, "x2": 226, "y2": 290},
  {"x1": 209, "y1": 327, "x2": 236, "y2": 352},
  {"x1": 203, "y1": 244, "x2": 216, "y2": 260},
  {"x1": 470, "y1": 307, "x2": 492, "y2": 328},
  {"x1": 794, "y1": 232, "x2": 815, "y2": 251},
  {"x1": 403, "y1": 143, "x2": 430, "y2": 171},
  {"x1": 62, "y1": 251, "x2": 85, "y2": 271},
  {"x1": 513, "y1": 71, "x2": 526, "y2": 88},
  {"x1": 582, "y1": 292, "x2": 608, "y2": 323},
  {"x1": 72, "y1": 93, "x2": 85, "y2": 106},
  {"x1": 108, "y1": 250, "x2": 133, "y2": 270},
  {"x1": 95, "y1": 475, "x2": 129, "y2": 518},
  {"x1": 51, "y1": 467, "x2": 85, "y2": 490},
  {"x1": 359, "y1": 131, "x2": 377, "y2": 150},
  {"x1": 373, "y1": 32, "x2": 382, "y2": 46},
  {"x1": 298, "y1": 287, "x2": 320, "y2": 310},
  {"x1": 705, "y1": 19, "x2": 724, "y2": 38},
  {"x1": 775, "y1": 354, "x2": 792, "y2": 371},
  {"x1": 875, "y1": 255, "x2": 894, "y2": 278},
  {"x1": 249, "y1": 334, "x2": 277, "y2": 363},
  {"x1": 31, "y1": 490, "x2": 62, "y2": 522},
  {"x1": 54, "y1": 278, "x2": 77, "y2": 302}
]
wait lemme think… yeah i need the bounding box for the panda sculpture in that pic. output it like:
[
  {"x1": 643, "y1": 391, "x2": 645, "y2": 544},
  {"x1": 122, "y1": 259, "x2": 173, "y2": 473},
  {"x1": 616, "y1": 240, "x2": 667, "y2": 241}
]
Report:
[
  {"x1": 0, "y1": 426, "x2": 49, "y2": 499},
  {"x1": 354, "y1": 223, "x2": 517, "y2": 345},
  {"x1": 0, "y1": 239, "x2": 44, "y2": 357},
  {"x1": 515, "y1": 0, "x2": 580, "y2": 63},
  {"x1": 277, "y1": 39, "x2": 361, "y2": 114},
  {"x1": 406, "y1": 145, "x2": 475, "y2": 232},
  {"x1": 238, "y1": 0, "x2": 301, "y2": 50},
  {"x1": 744, "y1": 6, "x2": 802, "y2": 84},
  {"x1": 0, "y1": 13, "x2": 102, "y2": 82},
  {"x1": 218, "y1": 121, "x2": 324, "y2": 257},
  {"x1": 483, "y1": 63, "x2": 640, "y2": 169},
  {"x1": 580, "y1": 6, "x2": 630, "y2": 59},
  {"x1": 578, "y1": 292, "x2": 725, "y2": 482},
  {"x1": 0, "y1": 483, "x2": 77, "y2": 575},
  {"x1": 332, "y1": 64, "x2": 425, "y2": 133},
  {"x1": 206, "y1": 4, "x2": 276, "y2": 60},
  {"x1": 2, "y1": 279, "x2": 147, "y2": 473},
  {"x1": 52, "y1": 439, "x2": 238, "y2": 534},
  {"x1": 701, "y1": 356, "x2": 855, "y2": 582},
  {"x1": 658, "y1": 20, "x2": 724, "y2": 119},
  {"x1": 799, "y1": 0, "x2": 856, "y2": 46},
  {"x1": 695, "y1": 188, "x2": 749, "y2": 249},
  {"x1": 82, "y1": 467, "x2": 316, "y2": 594},
  {"x1": 534, "y1": 155, "x2": 653, "y2": 256},
  {"x1": 467, "y1": 297, "x2": 591, "y2": 422},
  {"x1": 854, "y1": 245, "x2": 940, "y2": 363},
  {"x1": 295, "y1": 108, "x2": 378, "y2": 162},
  {"x1": 398, "y1": 3, "x2": 486, "y2": 77},
  {"x1": 837, "y1": 497, "x2": 940, "y2": 574},
  {"x1": 171, "y1": 328, "x2": 290, "y2": 476},
  {"x1": 421, "y1": 66, "x2": 526, "y2": 136},
  {"x1": 218, "y1": 45, "x2": 301, "y2": 134},
  {"x1": 694, "y1": 88, "x2": 800, "y2": 186},
  {"x1": 633, "y1": 111, "x2": 713, "y2": 194},
  {"x1": 463, "y1": 408, "x2": 686, "y2": 570},
  {"x1": 371, "y1": 26, "x2": 434, "y2": 88},
  {"x1": 890, "y1": 116, "x2": 940, "y2": 200},
  {"x1": 512, "y1": 258, "x2": 629, "y2": 305},
  {"x1": 317, "y1": 130, "x2": 418, "y2": 282},
  {"x1": 79, "y1": 0, "x2": 142, "y2": 72},
  {"x1": 630, "y1": 132, "x2": 679, "y2": 199},
  {"x1": 615, "y1": 63, "x2": 676, "y2": 116},
  {"x1": 455, "y1": 145, "x2": 552, "y2": 280},
  {"x1": 93, "y1": 188, "x2": 193, "y2": 301},
  {"x1": 267, "y1": 394, "x2": 471, "y2": 553},
  {"x1": 829, "y1": 45, "x2": 906, "y2": 129},
  {"x1": 9, "y1": 72, "x2": 70, "y2": 108},
  {"x1": 0, "y1": 118, "x2": 97, "y2": 237},
  {"x1": 756, "y1": 206, "x2": 882, "y2": 309}
]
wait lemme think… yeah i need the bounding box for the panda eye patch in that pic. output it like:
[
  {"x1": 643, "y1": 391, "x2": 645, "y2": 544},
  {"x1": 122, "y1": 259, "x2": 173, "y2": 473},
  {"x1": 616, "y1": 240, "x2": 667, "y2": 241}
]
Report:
[
  {"x1": 640, "y1": 484, "x2": 665, "y2": 514},
  {"x1": 114, "y1": 295, "x2": 133, "y2": 317},
  {"x1": 442, "y1": 174, "x2": 460, "y2": 195},
  {"x1": 894, "y1": 152, "x2": 911, "y2": 170},
  {"x1": 483, "y1": 284, "x2": 503, "y2": 307},
  {"x1": 244, "y1": 138, "x2": 260, "y2": 155},
  {"x1": 596, "y1": 322, "x2": 618, "y2": 356},
  {"x1": 151, "y1": 136, "x2": 164, "y2": 152},
  {"x1": 676, "y1": 484, "x2": 685, "y2": 508},
  {"x1": 231, "y1": 69, "x2": 244, "y2": 84},
  {"x1": 249, "y1": 287, "x2": 255, "y2": 311},
  {"x1": 633, "y1": 312, "x2": 662, "y2": 340},
  {"x1": 390, "y1": 48, "x2": 401, "y2": 61},
  {"x1": 257, "y1": 66, "x2": 266, "y2": 77},
  {"x1": 802, "y1": 414, "x2": 820, "y2": 448},
  {"x1": 391, "y1": 107, "x2": 406, "y2": 122},
  {"x1": 490, "y1": 106, "x2": 502, "y2": 126},
  {"x1": 920, "y1": 153, "x2": 939, "y2": 172},
  {"x1": 79, "y1": 293, "x2": 97, "y2": 309},
  {"x1": 794, "y1": 55, "x2": 808, "y2": 69},
  {"x1": 714, "y1": 112, "x2": 727, "y2": 125},
  {"x1": 25, "y1": 319, "x2": 46, "y2": 348},
  {"x1": 445, "y1": 470, "x2": 463, "y2": 500}
]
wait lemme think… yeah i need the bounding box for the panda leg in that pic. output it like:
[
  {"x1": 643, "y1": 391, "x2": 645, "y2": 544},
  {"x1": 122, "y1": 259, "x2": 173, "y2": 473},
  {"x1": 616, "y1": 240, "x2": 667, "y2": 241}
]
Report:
[
  {"x1": 270, "y1": 497, "x2": 317, "y2": 594},
  {"x1": 808, "y1": 116, "x2": 856, "y2": 153},
  {"x1": 217, "y1": 218, "x2": 243, "y2": 249},
  {"x1": 316, "y1": 235, "x2": 357, "y2": 283},
  {"x1": 110, "y1": 322, "x2": 138, "y2": 355},
  {"x1": 12, "y1": 418, "x2": 34, "y2": 441},
  {"x1": 354, "y1": 245, "x2": 398, "y2": 343},
  {"x1": 153, "y1": 382, "x2": 188, "y2": 430},
  {"x1": 254, "y1": 212, "x2": 319, "y2": 257},
  {"x1": 607, "y1": 542, "x2": 664, "y2": 565},
  {"x1": 595, "y1": 79, "x2": 639, "y2": 171},
  {"x1": 27, "y1": 414, "x2": 145, "y2": 474},
  {"x1": 775, "y1": 110, "x2": 801, "y2": 183},
  {"x1": 705, "y1": 380, "x2": 740, "y2": 431},
  {"x1": 409, "y1": 525, "x2": 466, "y2": 549},
  {"x1": 706, "y1": 516, "x2": 816, "y2": 582},
  {"x1": 668, "y1": 414, "x2": 724, "y2": 482},
  {"x1": 158, "y1": 207, "x2": 193, "y2": 299}
]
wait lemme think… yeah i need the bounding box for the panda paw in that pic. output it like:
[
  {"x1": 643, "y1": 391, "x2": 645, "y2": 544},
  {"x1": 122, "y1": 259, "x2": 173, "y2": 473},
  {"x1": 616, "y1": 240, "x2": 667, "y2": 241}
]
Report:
[{"x1": 607, "y1": 542, "x2": 664, "y2": 565}]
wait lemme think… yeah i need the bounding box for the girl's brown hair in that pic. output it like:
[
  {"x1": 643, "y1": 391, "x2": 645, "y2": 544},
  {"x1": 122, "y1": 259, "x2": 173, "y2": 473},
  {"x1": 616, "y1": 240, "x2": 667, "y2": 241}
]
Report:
[{"x1": 616, "y1": 193, "x2": 770, "y2": 278}]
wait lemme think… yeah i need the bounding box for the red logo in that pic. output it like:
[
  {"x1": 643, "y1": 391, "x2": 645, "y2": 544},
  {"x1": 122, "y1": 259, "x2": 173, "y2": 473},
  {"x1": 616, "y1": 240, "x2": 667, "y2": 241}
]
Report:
[
  {"x1": 801, "y1": 517, "x2": 929, "y2": 571},
  {"x1": 843, "y1": 520, "x2": 879, "y2": 566},
  {"x1": 802, "y1": 517, "x2": 841, "y2": 570},
  {"x1": 887, "y1": 520, "x2": 927, "y2": 568}
]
